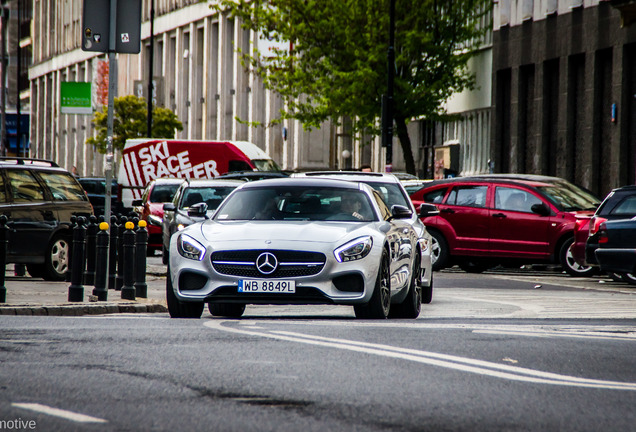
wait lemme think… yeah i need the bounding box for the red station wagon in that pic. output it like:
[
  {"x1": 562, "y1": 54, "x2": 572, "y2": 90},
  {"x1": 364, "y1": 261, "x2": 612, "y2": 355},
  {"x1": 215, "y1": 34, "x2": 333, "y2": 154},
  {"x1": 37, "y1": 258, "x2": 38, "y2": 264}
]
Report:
[{"x1": 410, "y1": 175, "x2": 599, "y2": 275}]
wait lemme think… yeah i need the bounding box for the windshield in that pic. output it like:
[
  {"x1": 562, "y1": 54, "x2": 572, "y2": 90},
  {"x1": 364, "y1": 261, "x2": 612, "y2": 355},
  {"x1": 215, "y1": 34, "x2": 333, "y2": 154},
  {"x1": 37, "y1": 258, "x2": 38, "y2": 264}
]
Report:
[
  {"x1": 149, "y1": 183, "x2": 180, "y2": 203},
  {"x1": 251, "y1": 159, "x2": 281, "y2": 172},
  {"x1": 215, "y1": 186, "x2": 376, "y2": 221},
  {"x1": 180, "y1": 186, "x2": 237, "y2": 210},
  {"x1": 537, "y1": 184, "x2": 600, "y2": 211}
]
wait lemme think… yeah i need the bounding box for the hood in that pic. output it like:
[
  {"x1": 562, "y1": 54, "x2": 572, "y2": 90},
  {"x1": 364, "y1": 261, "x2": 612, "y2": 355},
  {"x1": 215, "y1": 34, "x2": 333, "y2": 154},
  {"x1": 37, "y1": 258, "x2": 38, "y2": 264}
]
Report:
[{"x1": 200, "y1": 220, "x2": 368, "y2": 245}]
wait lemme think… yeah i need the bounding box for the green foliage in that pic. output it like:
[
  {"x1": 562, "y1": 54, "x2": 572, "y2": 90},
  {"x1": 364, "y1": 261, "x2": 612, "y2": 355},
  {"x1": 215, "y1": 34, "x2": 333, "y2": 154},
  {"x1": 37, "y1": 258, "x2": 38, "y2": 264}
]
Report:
[
  {"x1": 86, "y1": 95, "x2": 183, "y2": 154},
  {"x1": 213, "y1": 0, "x2": 490, "y2": 129},
  {"x1": 212, "y1": 0, "x2": 491, "y2": 173}
]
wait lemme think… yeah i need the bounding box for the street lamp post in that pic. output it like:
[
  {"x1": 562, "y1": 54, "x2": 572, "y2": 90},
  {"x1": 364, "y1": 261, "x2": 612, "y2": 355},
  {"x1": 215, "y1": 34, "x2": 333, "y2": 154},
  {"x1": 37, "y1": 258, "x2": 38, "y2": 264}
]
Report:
[{"x1": 381, "y1": 0, "x2": 395, "y2": 172}]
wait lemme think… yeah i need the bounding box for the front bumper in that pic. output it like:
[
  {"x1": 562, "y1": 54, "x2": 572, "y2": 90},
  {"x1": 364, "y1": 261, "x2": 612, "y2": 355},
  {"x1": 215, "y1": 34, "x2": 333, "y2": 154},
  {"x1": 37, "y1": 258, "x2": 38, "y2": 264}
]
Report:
[{"x1": 169, "y1": 241, "x2": 383, "y2": 306}]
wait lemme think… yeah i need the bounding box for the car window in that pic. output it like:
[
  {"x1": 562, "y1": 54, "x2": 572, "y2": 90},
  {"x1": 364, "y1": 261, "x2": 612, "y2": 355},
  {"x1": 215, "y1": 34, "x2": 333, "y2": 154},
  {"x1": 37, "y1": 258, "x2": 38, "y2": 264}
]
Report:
[
  {"x1": 495, "y1": 187, "x2": 543, "y2": 212},
  {"x1": 0, "y1": 174, "x2": 6, "y2": 203},
  {"x1": 537, "y1": 184, "x2": 598, "y2": 211},
  {"x1": 446, "y1": 186, "x2": 487, "y2": 208},
  {"x1": 181, "y1": 186, "x2": 237, "y2": 209},
  {"x1": 423, "y1": 187, "x2": 447, "y2": 204},
  {"x1": 7, "y1": 170, "x2": 45, "y2": 202},
  {"x1": 149, "y1": 183, "x2": 180, "y2": 203},
  {"x1": 363, "y1": 182, "x2": 410, "y2": 209},
  {"x1": 610, "y1": 195, "x2": 636, "y2": 216},
  {"x1": 39, "y1": 172, "x2": 87, "y2": 201}
]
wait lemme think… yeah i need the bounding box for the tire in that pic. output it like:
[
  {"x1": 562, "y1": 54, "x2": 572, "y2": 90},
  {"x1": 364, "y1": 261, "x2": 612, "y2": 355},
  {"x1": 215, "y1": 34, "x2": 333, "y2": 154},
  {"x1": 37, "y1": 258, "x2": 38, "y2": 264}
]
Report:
[
  {"x1": 621, "y1": 273, "x2": 636, "y2": 285},
  {"x1": 389, "y1": 253, "x2": 421, "y2": 319},
  {"x1": 422, "y1": 272, "x2": 433, "y2": 304},
  {"x1": 26, "y1": 263, "x2": 45, "y2": 279},
  {"x1": 429, "y1": 230, "x2": 449, "y2": 271},
  {"x1": 166, "y1": 267, "x2": 204, "y2": 318},
  {"x1": 208, "y1": 303, "x2": 246, "y2": 318},
  {"x1": 43, "y1": 234, "x2": 70, "y2": 281},
  {"x1": 560, "y1": 238, "x2": 596, "y2": 277},
  {"x1": 354, "y1": 248, "x2": 391, "y2": 319},
  {"x1": 608, "y1": 272, "x2": 625, "y2": 282},
  {"x1": 162, "y1": 245, "x2": 169, "y2": 265}
]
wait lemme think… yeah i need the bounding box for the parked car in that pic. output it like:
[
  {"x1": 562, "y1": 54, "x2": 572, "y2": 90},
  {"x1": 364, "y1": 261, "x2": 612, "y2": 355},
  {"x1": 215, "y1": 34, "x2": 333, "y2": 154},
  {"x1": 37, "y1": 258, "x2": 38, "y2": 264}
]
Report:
[
  {"x1": 581, "y1": 185, "x2": 636, "y2": 284},
  {"x1": 594, "y1": 218, "x2": 636, "y2": 280},
  {"x1": 409, "y1": 175, "x2": 600, "y2": 275},
  {"x1": 161, "y1": 179, "x2": 244, "y2": 264},
  {"x1": 77, "y1": 177, "x2": 124, "y2": 217},
  {"x1": 292, "y1": 171, "x2": 433, "y2": 302},
  {"x1": 132, "y1": 178, "x2": 185, "y2": 255},
  {"x1": 0, "y1": 157, "x2": 93, "y2": 280},
  {"x1": 167, "y1": 178, "x2": 426, "y2": 319}
]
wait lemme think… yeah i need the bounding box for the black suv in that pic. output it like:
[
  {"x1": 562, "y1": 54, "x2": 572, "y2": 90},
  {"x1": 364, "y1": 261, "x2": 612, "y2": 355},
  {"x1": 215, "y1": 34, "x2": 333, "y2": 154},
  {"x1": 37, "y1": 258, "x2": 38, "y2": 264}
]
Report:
[{"x1": 0, "y1": 158, "x2": 93, "y2": 280}]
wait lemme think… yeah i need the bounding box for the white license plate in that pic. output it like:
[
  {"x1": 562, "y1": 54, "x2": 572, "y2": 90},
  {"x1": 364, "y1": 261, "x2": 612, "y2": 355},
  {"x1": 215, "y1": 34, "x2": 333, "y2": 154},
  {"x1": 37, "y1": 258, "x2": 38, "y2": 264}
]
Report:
[{"x1": 238, "y1": 280, "x2": 296, "y2": 293}]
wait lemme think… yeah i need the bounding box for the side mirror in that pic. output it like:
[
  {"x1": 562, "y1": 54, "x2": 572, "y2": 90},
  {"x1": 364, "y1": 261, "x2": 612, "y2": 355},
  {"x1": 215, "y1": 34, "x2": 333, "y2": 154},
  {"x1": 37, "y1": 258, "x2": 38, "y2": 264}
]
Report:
[
  {"x1": 531, "y1": 203, "x2": 551, "y2": 216},
  {"x1": 419, "y1": 203, "x2": 440, "y2": 218},
  {"x1": 163, "y1": 203, "x2": 176, "y2": 212},
  {"x1": 132, "y1": 199, "x2": 143, "y2": 207},
  {"x1": 187, "y1": 202, "x2": 209, "y2": 219},
  {"x1": 390, "y1": 204, "x2": 412, "y2": 220}
]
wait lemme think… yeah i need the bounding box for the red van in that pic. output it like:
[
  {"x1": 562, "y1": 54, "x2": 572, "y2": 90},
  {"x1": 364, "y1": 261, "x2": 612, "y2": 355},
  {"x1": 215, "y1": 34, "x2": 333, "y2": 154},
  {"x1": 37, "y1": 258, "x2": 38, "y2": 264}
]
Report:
[
  {"x1": 118, "y1": 139, "x2": 280, "y2": 209},
  {"x1": 410, "y1": 175, "x2": 599, "y2": 275}
]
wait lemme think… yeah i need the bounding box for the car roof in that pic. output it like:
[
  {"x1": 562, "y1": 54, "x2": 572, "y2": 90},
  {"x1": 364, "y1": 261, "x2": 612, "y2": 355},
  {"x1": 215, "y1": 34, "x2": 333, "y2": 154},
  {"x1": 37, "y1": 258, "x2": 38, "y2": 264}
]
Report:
[
  {"x1": 239, "y1": 177, "x2": 363, "y2": 190},
  {"x1": 149, "y1": 178, "x2": 186, "y2": 185},
  {"x1": 184, "y1": 179, "x2": 245, "y2": 187},
  {"x1": 292, "y1": 171, "x2": 401, "y2": 183}
]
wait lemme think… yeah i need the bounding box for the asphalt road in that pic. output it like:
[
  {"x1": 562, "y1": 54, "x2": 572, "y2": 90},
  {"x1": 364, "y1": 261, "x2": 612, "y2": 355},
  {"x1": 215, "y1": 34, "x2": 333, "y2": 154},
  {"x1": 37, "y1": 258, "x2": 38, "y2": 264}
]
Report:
[{"x1": 0, "y1": 269, "x2": 635, "y2": 431}]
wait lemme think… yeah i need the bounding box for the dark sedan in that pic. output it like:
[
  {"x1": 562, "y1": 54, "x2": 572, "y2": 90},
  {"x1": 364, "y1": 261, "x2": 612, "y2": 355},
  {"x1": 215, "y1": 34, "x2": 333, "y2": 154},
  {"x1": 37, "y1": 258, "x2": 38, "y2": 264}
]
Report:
[{"x1": 594, "y1": 218, "x2": 636, "y2": 277}]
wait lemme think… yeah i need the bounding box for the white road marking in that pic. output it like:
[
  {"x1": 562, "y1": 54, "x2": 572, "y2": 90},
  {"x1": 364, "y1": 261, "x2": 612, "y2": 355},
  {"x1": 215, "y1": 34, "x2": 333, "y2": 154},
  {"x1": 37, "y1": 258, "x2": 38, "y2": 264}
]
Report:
[
  {"x1": 12, "y1": 403, "x2": 107, "y2": 423},
  {"x1": 204, "y1": 320, "x2": 636, "y2": 391}
]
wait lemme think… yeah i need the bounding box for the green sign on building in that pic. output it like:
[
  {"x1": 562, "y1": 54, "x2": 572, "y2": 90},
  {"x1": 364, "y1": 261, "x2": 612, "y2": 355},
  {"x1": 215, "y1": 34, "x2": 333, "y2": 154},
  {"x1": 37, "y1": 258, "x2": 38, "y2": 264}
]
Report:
[{"x1": 60, "y1": 82, "x2": 92, "y2": 115}]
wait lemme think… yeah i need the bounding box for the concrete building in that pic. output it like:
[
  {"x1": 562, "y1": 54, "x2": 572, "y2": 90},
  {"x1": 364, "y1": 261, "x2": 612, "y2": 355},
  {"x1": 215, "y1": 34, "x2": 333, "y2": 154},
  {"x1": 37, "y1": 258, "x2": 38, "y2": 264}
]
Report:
[
  {"x1": 28, "y1": 0, "x2": 391, "y2": 177},
  {"x1": 491, "y1": 0, "x2": 636, "y2": 197}
]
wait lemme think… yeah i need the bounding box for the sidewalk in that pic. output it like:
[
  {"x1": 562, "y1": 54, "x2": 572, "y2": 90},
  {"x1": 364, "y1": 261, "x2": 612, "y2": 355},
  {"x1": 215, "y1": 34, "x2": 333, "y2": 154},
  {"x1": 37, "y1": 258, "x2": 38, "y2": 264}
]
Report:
[{"x1": 0, "y1": 264, "x2": 169, "y2": 316}]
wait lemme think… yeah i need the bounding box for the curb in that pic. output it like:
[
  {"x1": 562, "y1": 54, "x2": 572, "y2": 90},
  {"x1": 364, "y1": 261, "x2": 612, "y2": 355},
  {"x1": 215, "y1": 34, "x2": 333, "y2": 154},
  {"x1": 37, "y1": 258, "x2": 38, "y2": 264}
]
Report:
[{"x1": 0, "y1": 302, "x2": 168, "y2": 316}]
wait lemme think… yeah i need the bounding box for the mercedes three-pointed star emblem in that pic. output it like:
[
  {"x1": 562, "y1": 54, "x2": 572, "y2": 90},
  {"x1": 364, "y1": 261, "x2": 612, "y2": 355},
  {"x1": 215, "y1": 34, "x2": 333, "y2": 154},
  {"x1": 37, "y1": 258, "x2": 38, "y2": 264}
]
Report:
[{"x1": 256, "y1": 252, "x2": 278, "y2": 275}]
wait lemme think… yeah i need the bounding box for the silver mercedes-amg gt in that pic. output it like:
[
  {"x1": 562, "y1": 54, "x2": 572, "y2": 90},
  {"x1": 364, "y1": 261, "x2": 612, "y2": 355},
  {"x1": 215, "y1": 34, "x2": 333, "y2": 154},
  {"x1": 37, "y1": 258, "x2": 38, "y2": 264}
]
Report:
[{"x1": 167, "y1": 177, "x2": 428, "y2": 319}]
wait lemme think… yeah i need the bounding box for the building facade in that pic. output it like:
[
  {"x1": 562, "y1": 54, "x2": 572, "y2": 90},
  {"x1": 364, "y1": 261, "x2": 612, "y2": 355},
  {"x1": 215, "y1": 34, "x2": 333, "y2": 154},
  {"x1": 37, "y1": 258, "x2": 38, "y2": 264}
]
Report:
[
  {"x1": 28, "y1": 0, "x2": 393, "y2": 177},
  {"x1": 492, "y1": 0, "x2": 636, "y2": 197}
]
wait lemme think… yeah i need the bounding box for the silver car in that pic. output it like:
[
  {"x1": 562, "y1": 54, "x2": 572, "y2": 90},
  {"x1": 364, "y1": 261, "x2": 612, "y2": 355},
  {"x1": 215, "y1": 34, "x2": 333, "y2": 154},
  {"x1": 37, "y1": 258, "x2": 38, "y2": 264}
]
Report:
[
  {"x1": 167, "y1": 178, "x2": 426, "y2": 319},
  {"x1": 292, "y1": 171, "x2": 434, "y2": 302}
]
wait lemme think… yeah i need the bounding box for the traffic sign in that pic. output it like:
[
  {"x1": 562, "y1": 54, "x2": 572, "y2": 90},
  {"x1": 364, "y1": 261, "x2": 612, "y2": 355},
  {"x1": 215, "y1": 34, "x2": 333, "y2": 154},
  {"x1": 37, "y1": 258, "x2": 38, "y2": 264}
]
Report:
[{"x1": 82, "y1": 0, "x2": 141, "y2": 54}]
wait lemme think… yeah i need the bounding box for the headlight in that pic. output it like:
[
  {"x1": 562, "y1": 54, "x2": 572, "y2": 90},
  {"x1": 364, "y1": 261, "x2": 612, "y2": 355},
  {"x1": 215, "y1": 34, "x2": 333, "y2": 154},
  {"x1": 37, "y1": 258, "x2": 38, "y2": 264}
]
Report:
[
  {"x1": 148, "y1": 214, "x2": 163, "y2": 226},
  {"x1": 177, "y1": 234, "x2": 206, "y2": 261},
  {"x1": 177, "y1": 223, "x2": 186, "y2": 231},
  {"x1": 334, "y1": 236, "x2": 373, "y2": 263}
]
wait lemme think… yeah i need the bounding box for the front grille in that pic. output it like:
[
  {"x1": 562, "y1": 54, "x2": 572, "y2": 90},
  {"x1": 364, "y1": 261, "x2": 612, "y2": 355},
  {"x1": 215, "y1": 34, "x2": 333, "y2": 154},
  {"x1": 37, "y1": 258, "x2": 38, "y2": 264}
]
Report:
[{"x1": 211, "y1": 249, "x2": 326, "y2": 278}]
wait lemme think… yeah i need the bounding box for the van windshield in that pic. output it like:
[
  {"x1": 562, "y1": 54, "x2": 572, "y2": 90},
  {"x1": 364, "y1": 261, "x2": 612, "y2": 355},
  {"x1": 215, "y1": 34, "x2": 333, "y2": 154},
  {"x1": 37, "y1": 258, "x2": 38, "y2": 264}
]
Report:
[{"x1": 252, "y1": 159, "x2": 281, "y2": 172}]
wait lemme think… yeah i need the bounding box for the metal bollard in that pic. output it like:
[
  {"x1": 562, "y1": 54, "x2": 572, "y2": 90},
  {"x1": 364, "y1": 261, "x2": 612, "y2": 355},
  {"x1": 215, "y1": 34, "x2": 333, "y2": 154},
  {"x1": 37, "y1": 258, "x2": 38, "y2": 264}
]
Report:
[
  {"x1": 134, "y1": 219, "x2": 148, "y2": 298},
  {"x1": 0, "y1": 215, "x2": 8, "y2": 303},
  {"x1": 66, "y1": 216, "x2": 77, "y2": 282},
  {"x1": 120, "y1": 221, "x2": 136, "y2": 300},
  {"x1": 68, "y1": 217, "x2": 87, "y2": 302},
  {"x1": 116, "y1": 216, "x2": 127, "y2": 291},
  {"x1": 92, "y1": 222, "x2": 110, "y2": 301},
  {"x1": 84, "y1": 215, "x2": 98, "y2": 286},
  {"x1": 109, "y1": 215, "x2": 118, "y2": 290}
]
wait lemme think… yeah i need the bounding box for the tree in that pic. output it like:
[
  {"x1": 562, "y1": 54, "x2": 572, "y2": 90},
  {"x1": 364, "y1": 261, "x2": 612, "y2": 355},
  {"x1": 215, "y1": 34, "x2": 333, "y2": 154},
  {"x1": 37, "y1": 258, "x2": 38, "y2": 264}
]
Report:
[
  {"x1": 86, "y1": 95, "x2": 183, "y2": 153},
  {"x1": 212, "y1": 0, "x2": 491, "y2": 174}
]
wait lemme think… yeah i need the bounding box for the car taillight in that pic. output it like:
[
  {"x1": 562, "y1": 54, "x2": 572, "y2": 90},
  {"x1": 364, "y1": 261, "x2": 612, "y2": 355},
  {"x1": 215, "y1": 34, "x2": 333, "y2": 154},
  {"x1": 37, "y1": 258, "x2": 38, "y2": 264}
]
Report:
[
  {"x1": 597, "y1": 222, "x2": 609, "y2": 244},
  {"x1": 589, "y1": 217, "x2": 607, "y2": 236}
]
